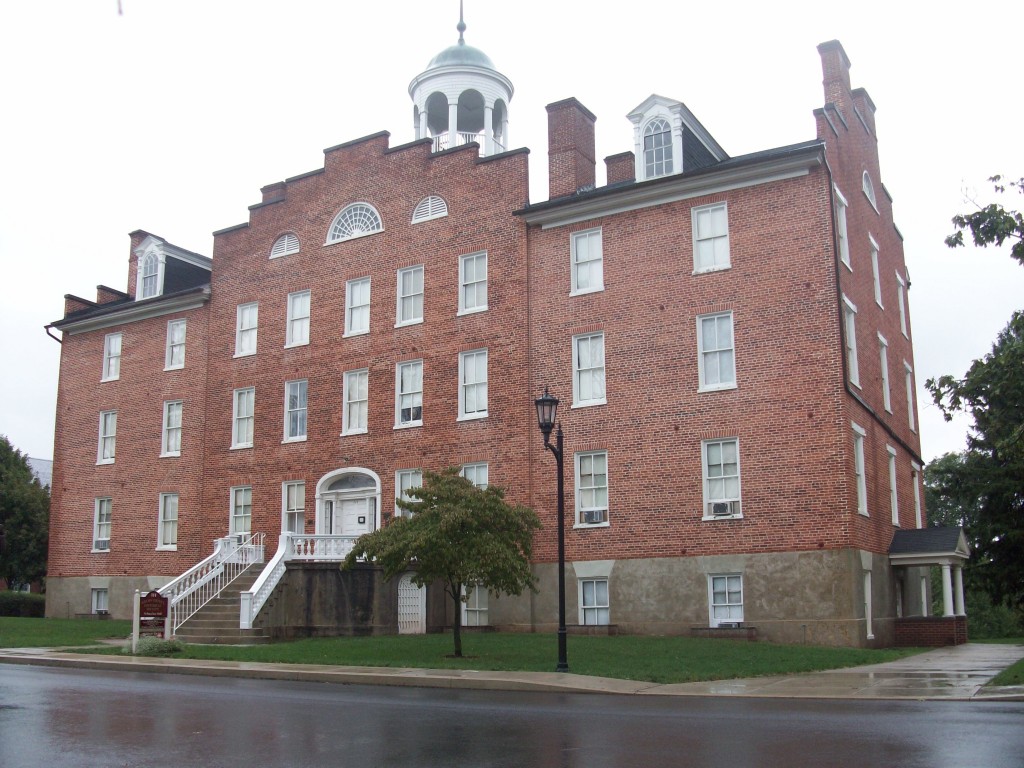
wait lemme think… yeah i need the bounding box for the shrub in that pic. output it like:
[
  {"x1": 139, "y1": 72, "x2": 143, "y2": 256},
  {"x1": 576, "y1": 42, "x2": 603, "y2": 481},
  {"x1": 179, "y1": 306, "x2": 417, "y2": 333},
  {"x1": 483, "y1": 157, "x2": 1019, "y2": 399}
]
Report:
[{"x1": 0, "y1": 591, "x2": 46, "y2": 617}]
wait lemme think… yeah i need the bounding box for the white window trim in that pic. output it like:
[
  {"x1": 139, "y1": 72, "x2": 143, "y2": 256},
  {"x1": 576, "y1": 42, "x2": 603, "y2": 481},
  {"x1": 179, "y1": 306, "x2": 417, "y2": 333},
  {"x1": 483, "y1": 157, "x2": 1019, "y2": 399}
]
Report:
[
  {"x1": 283, "y1": 379, "x2": 308, "y2": 443},
  {"x1": 574, "y1": 450, "x2": 610, "y2": 527},
  {"x1": 285, "y1": 290, "x2": 311, "y2": 348},
  {"x1": 230, "y1": 486, "x2": 253, "y2": 536},
  {"x1": 394, "y1": 360, "x2": 424, "y2": 429},
  {"x1": 904, "y1": 361, "x2": 916, "y2": 433},
  {"x1": 97, "y1": 410, "x2": 116, "y2": 465},
  {"x1": 887, "y1": 445, "x2": 899, "y2": 526},
  {"x1": 869, "y1": 235, "x2": 883, "y2": 308},
  {"x1": 896, "y1": 273, "x2": 908, "y2": 338},
  {"x1": 842, "y1": 295, "x2": 860, "y2": 387},
  {"x1": 164, "y1": 319, "x2": 186, "y2": 371},
  {"x1": 234, "y1": 302, "x2": 258, "y2": 358},
  {"x1": 708, "y1": 573, "x2": 744, "y2": 627},
  {"x1": 697, "y1": 311, "x2": 737, "y2": 392},
  {"x1": 570, "y1": 228, "x2": 604, "y2": 296},
  {"x1": 101, "y1": 332, "x2": 122, "y2": 382},
  {"x1": 270, "y1": 232, "x2": 300, "y2": 259},
  {"x1": 702, "y1": 438, "x2": 742, "y2": 520},
  {"x1": 458, "y1": 251, "x2": 489, "y2": 315},
  {"x1": 341, "y1": 368, "x2": 369, "y2": 436},
  {"x1": 160, "y1": 400, "x2": 183, "y2": 457},
  {"x1": 136, "y1": 248, "x2": 165, "y2": 299},
  {"x1": 457, "y1": 348, "x2": 488, "y2": 421},
  {"x1": 231, "y1": 387, "x2": 255, "y2": 449},
  {"x1": 92, "y1": 497, "x2": 112, "y2": 553},
  {"x1": 91, "y1": 587, "x2": 109, "y2": 614},
  {"x1": 157, "y1": 492, "x2": 178, "y2": 551},
  {"x1": 460, "y1": 462, "x2": 489, "y2": 489},
  {"x1": 572, "y1": 332, "x2": 607, "y2": 408},
  {"x1": 395, "y1": 469, "x2": 422, "y2": 517},
  {"x1": 343, "y1": 277, "x2": 371, "y2": 338},
  {"x1": 911, "y1": 461, "x2": 923, "y2": 529},
  {"x1": 282, "y1": 481, "x2": 305, "y2": 535},
  {"x1": 834, "y1": 185, "x2": 850, "y2": 270},
  {"x1": 578, "y1": 577, "x2": 610, "y2": 625},
  {"x1": 325, "y1": 202, "x2": 384, "y2": 245},
  {"x1": 878, "y1": 332, "x2": 891, "y2": 413},
  {"x1": 691, "y1": 202, "x2": 731, "y2": 274},
  {"x1": 853, "y1": 422, "x2": 868, "y2": 516},
  {"x1": 640, "y1": 116, "x2": 675, "y2": 180},
  {"x1": 462, "y1": 582, "x2": 489, "y2": 627},
  {"x1": 395, "y1": 265, "x2": 425, "y2": 328}
]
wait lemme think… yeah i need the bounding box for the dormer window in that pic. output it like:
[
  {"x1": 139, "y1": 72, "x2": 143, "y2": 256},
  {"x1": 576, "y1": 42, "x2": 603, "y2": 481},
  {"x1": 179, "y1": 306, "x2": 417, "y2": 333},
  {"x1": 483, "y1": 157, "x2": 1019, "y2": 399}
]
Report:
[
  {"x1": 327, "y1": 203, "x2": 383, "y2": 244},
  {"x1": 643, "y1": 118, "x2": 673, "y2": 179},
  {"x1": 138, "y1": 249, "x2": 164, "y2": 299}
]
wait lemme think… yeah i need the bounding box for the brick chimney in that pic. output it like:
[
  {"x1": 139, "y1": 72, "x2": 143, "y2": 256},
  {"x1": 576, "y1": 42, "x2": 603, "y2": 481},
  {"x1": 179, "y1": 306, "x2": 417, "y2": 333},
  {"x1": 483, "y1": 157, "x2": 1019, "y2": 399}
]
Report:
[
  {"x1": 605, "y1": 152, "x2": 635, "y2": 185},
  {"x1": 817, "y1": 40, "x2": 852, "y2": 113},
  {"x1": 546, "y1": 98, "x2": 597, "y2": 199},
  {"x1": 851, "y1": 87, "x2": 877, "y2": 137}
]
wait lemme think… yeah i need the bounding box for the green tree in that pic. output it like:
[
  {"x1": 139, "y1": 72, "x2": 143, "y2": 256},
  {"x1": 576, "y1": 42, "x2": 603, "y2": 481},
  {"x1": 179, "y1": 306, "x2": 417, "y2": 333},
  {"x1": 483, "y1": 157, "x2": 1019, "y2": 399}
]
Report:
[
  {"x1": 344, "y1": 468, "x2": 541, "y2": 657},
  {"x1": 944, "y1": 175, "x2": 1024, "y2": 266},
  {"x1": 0, "y1": 436, "x2": 50, "y2": 590}
]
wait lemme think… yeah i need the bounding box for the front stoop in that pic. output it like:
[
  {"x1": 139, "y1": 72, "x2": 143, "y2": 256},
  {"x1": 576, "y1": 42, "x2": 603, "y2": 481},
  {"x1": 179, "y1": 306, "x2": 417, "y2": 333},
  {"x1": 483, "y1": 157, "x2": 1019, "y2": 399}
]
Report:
[{"x1": 173, "y1": 570, "x2": 271, "y2": 645}]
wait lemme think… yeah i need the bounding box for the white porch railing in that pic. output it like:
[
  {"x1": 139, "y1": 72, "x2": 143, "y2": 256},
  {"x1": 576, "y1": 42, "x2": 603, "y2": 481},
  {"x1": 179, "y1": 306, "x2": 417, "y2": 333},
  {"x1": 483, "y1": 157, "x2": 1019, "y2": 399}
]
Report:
[
  {"x1": 240, "y1": 534, "x2": 359, "y2": 630},
  {"x1": 431, "y1": 132, "x2": 504, "y2": 155},
  {"x1": 159, "y1": 533, "x2": 265, "y2": 636}
]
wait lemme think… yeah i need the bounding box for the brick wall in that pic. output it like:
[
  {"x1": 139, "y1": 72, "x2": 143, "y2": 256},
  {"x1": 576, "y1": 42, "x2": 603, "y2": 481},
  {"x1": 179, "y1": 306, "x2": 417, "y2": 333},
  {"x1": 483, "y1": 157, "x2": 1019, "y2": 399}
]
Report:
[{"x1": 894, "y1": 616, "x2": 968, "y2": 647}]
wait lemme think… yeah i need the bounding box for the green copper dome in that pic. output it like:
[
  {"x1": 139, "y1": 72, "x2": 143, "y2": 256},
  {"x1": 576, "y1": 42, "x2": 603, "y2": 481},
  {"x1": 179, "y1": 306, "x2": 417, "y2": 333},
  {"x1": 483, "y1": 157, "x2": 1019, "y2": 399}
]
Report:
[{"x1": 426, "y1": 42, "x2": 496, "y2": 71}]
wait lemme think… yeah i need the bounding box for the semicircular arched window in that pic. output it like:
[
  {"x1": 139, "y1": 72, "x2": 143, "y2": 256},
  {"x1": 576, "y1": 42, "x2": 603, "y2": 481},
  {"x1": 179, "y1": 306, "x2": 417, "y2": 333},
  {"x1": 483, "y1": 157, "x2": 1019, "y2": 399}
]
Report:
[
  {"x1": 411, "y1": 195, "x2": 448, "y2": 224},
  {"x1": 270, "y1": 232, "x2": 300, "y2": 258},
  {"x1": 862, "y1": 171, "x2": 878, "y2": 212},
  {"x1": 327, "y1": 203, "x2": 383, "y2": 244}
]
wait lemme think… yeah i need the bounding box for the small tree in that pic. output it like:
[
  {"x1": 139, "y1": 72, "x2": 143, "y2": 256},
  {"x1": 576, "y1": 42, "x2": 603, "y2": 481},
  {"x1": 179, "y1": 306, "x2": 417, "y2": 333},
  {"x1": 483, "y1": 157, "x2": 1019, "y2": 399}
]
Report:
[
  {"x1": 944, "y1": 175, "x2": 1024, "y2": 266},
  {"x1": 344, "y1": 468, "x2": 541, "y2": 657},
  {"x1": 0, "y1": 436, "x2": 50, "y2": 590}
]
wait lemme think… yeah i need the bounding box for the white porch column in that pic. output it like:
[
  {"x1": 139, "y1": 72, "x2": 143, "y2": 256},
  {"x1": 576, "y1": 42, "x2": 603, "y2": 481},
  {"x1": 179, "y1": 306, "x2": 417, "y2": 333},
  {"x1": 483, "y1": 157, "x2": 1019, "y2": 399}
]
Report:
[
  {"x1": 941, "y1": 564, "x2": 954, "y2": 617},
  {"x1": 448, "y1": 101, "x2": 459, "y2": 150},
  {"x1": 483, "y1": 104, "x2": 493, "y2": 156},
  {"x1": 920, "y1": 575, "x2": 929, "y2": 616},
  {"x1": 953, "y1": 565, "x2": 966, "y2": 616}
]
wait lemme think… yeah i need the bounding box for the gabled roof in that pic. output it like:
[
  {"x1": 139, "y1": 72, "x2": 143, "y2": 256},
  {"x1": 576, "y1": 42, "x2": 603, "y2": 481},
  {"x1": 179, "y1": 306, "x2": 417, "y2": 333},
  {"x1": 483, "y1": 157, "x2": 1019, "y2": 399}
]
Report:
[{"x1": 889, "y1": 527, "x2": 970, "y2": 566}]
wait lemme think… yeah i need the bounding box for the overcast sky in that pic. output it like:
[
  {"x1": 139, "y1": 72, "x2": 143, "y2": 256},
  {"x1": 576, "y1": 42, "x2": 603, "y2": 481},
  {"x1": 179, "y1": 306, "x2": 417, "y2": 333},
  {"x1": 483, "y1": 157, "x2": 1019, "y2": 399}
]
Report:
[{"x1": 1, "y1": 0, "x2": 1021, "y2": 462}]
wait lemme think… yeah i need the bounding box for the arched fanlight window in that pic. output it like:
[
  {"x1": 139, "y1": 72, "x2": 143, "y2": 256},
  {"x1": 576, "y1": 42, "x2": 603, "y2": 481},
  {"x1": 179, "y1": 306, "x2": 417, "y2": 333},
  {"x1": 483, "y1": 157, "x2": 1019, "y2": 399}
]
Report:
[
  {"x1": 643, "y1": 118, "x2": 673, "y2": 179},
  {"x1": 411, "y1": 195, "x2": 448, "y2": 224},
  {"x1": 270, "y1": 232, "x2": 300, "y2": 258},
  {"x1": 862, "y1": 171, "x2": 878, "y2": 212},
  {"x1": 327, "y1": 203, "x2": 383, "y2": 244},
  {"x1": 139, "y1": 250, "x2": 162, "y2": 298}
]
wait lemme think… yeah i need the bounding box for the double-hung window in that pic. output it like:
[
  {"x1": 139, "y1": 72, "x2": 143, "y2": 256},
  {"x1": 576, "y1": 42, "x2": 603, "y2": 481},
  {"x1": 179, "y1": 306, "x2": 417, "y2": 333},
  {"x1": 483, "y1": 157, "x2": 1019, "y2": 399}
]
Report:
[
  {"x1": 697, "y1": 312, "x2": 735, "y2": 390},
  {"x1": 158, "y1": 493, "x2": 178, "y2": 549},
  {"x1": 463, "y1": 584, "x2": 489, "y2": 627},
  {"x1": 842, "y1": 295, "x2": 860, "y2": 387},
  {"x1": 575, "y1": 451, "x2": 608, "y2": 525},
  {"x1": 396, "y1": 266, "x2": 424, "y2": 326},
  {"x1": 395, "y1": 361, "x2": 423, "y2": 428},
  {"x1": 834, "y1": 186, "x2": 850, "y2": 268},
  {"x1": 887, "y1": 445, "x2": 899, "y2": 526},
  {"x1": 852, "y1": 422, "x2": 868, "y2": 516},
  {"x1": 395, "y1": 469, "x2": 422, "y2": 517},
  {"x1": 459, "y1": 252, "x2": 488, "y2": 314},
  {"x1": 708, "y1": 574, "x2": 743, "y2": 627},
  {"x1": 284, "y1": 380, "x2": 308, "y2": 442},
  {"x1": 458, "y1": 349, "x2": 488, "y2": 420},
  {"x1": 231, "y1": 486, "x2": 252, "y2": 535},
  {"x1": 91, "y1": 588, "x2": 109, "y2": 614},
  {"x1": 870, "y1": 236, "x2": 883, "y2": 307},
  {"x1": 911, "y1": 462, "x2": 923, "y2": 528},
  {"x1": 896, "y1": 274, "x2": 908, "y2": 338},
  {"x1": 161, "y1": 400, "x2": 183, "y2": 457},
  {"x1": 235, "y1": 303, "x2": 258, "y2": 357},
  {"x1": 579, "y1": 579, "x2": 610, "y2": 625},
  {"x1": 93, "y1": 498, "x2": 112, "y2": 552},
  {"x1": 643, "y1": 118, "x2": 672, "y2": 179},
  {"x1": 570, "y1": 229, "x2": 603, "y2": 295},
  {"x1": 286, "y1": 290, "x2": 310, "y2": 347},
  {"x1": 572, "y1": 332, "x2": 606, "y2": 407},
  {"x1": 165, "y1": 319, "x2": 186, "y2": 370},
  {"x1": 460, "y1": 462, "x2": 489, "y2": 489},
  {"x1": 342, "y1": 369, "x2": 368, "y2": 435},
  {"x1": 102, "y1": 333, "x2": 122, "y2": 381},
  {"x1": 97, "y1": 410, "x2": 117, "y2": 464},
  {"x1": 904, "y1": 361, "x2": 916, "y2": 432},
  {"x1": 693, "y1": 203, "x2": 730, "y2": 272},
  {"x1": 344, "y1": 278, "x2": 370, "y2": 336},
  {"x1": 282, "y1": 481, "x2": 305, "y2": 534},
  {"x1": 878, "y1": 333, "x2": 891, "y2": 412},
  {"x1": 703, "y1": 438, "x2": 741, "y2": 519},
  {"x1": 232, "y1": 387, "x2": 255, "y2": 448}
]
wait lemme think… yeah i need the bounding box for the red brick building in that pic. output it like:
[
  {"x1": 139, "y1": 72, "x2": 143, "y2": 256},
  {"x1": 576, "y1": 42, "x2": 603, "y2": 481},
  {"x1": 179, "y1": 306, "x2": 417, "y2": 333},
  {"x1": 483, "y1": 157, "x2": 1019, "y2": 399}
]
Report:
[{"x1": 46, "y1": 29, "x2": 966, "y2": 645}]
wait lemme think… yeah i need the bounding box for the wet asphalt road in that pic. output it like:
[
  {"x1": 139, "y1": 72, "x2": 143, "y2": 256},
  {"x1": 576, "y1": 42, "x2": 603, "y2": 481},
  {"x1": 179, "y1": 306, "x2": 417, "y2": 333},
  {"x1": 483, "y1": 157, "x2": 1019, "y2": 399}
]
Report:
[{"x1": 1, "y1": 664, "x2": 1022, "y2": 767}]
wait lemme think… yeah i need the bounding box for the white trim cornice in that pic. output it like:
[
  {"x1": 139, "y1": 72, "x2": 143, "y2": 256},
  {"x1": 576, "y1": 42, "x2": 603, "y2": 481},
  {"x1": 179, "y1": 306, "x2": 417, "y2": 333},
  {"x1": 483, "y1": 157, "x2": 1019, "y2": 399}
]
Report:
[{"x1": 57, "y1": 288, "x2": 210, "y2": 335}]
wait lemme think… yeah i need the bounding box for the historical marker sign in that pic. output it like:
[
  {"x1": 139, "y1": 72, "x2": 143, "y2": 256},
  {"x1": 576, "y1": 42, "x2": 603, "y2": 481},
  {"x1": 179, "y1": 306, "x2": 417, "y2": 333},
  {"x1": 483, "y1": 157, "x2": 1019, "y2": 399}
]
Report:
[{"x1": 139, "y1": 590, "x2": 168, "y2": 636}]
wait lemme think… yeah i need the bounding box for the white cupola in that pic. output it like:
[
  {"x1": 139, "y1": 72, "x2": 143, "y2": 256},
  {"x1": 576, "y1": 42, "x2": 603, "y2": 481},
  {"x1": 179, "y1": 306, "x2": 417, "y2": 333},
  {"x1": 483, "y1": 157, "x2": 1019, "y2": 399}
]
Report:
[{"x1": 408, "y1": 4, "x2": 513, "y2": 156}]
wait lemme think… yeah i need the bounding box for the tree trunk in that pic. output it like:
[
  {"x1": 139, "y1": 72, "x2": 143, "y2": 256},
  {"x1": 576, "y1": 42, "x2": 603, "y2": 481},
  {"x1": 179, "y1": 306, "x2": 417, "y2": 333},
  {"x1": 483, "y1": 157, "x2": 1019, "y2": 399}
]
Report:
[{"x1": 451, "y1": 582, "x2": 463, "y2": 657}]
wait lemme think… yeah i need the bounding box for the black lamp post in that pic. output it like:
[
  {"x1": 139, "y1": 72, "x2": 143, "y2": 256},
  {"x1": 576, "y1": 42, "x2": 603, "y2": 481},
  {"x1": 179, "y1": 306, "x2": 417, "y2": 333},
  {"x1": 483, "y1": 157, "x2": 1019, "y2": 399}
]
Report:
[{"x1": 534, "y1": 387, "x2": 569, "y2": 672}]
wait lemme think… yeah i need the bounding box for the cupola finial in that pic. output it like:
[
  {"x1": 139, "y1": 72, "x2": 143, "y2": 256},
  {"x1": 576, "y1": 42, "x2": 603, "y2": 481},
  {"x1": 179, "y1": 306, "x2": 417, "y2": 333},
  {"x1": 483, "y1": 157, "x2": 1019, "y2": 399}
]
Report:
[{"x1": 457, "y1": 0, "x2": 466, "y2": 45}]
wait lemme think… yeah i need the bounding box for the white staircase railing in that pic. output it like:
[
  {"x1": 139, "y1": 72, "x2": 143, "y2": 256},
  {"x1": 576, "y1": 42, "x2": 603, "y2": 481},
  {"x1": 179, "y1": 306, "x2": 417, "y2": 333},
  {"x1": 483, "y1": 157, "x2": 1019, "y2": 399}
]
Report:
[
  {"x1": 160, "y1": 533, "x2": 265, "y2": 635},
  {"x1": 240, "y1": 534, "x2": 359, "y2": 630}
]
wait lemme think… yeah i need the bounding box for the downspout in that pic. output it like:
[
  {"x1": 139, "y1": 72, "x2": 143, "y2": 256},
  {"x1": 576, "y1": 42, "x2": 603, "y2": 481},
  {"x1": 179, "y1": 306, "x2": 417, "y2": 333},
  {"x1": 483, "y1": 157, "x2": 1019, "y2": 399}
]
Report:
[{"x1": 44, "y1": 324, "x2": 62, "y2": 344}]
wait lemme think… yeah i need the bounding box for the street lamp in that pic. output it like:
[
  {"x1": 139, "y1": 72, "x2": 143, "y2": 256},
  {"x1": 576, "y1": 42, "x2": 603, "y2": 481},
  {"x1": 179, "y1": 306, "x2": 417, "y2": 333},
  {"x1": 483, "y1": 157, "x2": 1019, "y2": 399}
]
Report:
[{"x1": 534, "y1": 387, "x2": 569, "y2": 672}]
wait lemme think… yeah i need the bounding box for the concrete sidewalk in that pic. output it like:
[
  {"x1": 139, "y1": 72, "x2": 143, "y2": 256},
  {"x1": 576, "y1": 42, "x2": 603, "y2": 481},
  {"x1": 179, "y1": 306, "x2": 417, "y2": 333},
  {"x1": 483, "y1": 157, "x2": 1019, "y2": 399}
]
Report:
[{"x1": 1, "y1": 642, "x2": 1022, "y2": 701}]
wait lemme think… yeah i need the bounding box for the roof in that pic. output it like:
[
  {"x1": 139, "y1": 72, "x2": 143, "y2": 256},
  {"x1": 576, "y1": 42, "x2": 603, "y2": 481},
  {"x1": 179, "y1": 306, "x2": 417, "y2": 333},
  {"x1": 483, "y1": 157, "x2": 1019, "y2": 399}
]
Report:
[
  {"x1": 889, "y1": 527, "x2": 970, "y2": 565},
  {"x1": 427, "y1": 42, "x2": 495, "y2": 71}
]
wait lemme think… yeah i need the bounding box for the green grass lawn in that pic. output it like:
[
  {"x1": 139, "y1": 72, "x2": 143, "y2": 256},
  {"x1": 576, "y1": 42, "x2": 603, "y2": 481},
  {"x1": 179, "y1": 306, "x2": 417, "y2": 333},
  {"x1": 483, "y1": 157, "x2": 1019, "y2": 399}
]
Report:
[
  {"x1": 990, "y1": 658, "x2": 1024, "y2": 686},
  {"x1": 0, "y1": 617, "x2": 131, "y2": 648}
]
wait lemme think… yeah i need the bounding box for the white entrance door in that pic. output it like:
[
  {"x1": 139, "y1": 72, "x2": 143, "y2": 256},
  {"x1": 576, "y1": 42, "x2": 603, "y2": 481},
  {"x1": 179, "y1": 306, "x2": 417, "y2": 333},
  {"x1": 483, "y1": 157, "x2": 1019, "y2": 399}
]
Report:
[
  {"x1": 331, "y1": 498, "x2": 373, "y2": 536},
  {"x1": 397, "y1": 573, "x2": 426, "y2": 634}
]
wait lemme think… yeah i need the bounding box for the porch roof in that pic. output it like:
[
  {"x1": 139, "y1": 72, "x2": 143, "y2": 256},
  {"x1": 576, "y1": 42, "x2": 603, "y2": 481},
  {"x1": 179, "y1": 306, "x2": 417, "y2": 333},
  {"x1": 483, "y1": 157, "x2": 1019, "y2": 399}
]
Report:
[{"x1": 889, "y1": 526, "x2": 970, "y2": 567}]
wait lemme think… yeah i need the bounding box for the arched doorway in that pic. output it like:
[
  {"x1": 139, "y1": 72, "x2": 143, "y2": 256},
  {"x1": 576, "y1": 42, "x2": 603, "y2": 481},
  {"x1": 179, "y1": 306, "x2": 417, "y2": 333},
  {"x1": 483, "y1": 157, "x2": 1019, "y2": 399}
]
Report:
[
  {"x1": 397, "y1": 573, "x2": 426, "y2": 634},
  {"x1": 315, "y1": 468, "x2": 381, "y2": 537}
]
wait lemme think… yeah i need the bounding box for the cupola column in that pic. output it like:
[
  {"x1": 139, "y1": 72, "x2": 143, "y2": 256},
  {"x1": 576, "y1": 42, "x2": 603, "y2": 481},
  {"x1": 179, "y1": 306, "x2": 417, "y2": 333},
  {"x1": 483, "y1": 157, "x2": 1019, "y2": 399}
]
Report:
[
  {"x1": 483, "y1": 104, "x2": 494, "y2": 155},
  {"x1": 448, "y1": 100, "x2": 459, "y2": 150}
]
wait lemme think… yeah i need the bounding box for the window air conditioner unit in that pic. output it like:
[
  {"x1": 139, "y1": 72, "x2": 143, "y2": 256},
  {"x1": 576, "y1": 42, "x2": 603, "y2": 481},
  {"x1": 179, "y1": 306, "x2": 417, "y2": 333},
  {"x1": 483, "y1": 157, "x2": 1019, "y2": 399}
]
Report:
[
  {"x1": 582, "y1": 509, "x2": 605, "y2": 524},
  {"x1": 718, "y1": 621, "x2": 741, "y2": 629},
  {"x1": 710, "y1": 502, "x2": 734, "y2": 517},
  {"x1": 95, "y1": 541, "x2": 110, "y2": 551}
]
